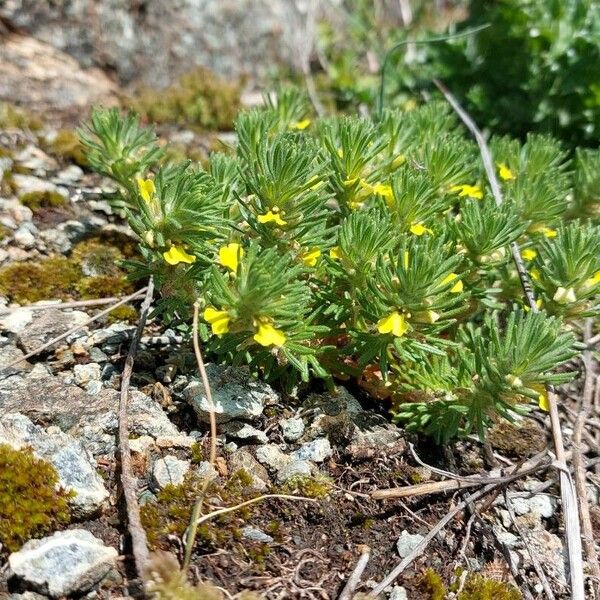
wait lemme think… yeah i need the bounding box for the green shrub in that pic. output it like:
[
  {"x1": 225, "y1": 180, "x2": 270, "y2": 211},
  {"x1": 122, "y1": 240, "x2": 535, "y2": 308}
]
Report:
[{"x1": 80, "y1": 90, "x2": 594, "y2": 441}]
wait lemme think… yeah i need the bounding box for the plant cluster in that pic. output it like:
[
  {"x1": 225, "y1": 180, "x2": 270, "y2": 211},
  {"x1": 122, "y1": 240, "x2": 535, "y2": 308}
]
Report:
[
  {"x1": 0, "y1": 444, "x2": 73, "y2": 552},
  {"x1": 80, "y1": 89, "x2": 598, "y2": 441}
]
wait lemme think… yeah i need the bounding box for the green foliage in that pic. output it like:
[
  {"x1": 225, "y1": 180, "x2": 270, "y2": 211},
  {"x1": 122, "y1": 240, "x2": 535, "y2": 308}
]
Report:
[
  {"x1": 429, "y1": 0, "x2": 600, "y2": 146},
  {"x1": 0, "y1": 444, "x2": 73, "y2": 552},
  {"x1": 82, "y1": 94, "x2": 590, "y2": 441},
  {"x1": 130, "y1": 67, "x2": 242, "y2": 131}
]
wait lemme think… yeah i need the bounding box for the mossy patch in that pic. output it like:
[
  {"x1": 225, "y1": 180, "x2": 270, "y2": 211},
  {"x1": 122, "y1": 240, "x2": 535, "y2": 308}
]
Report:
[
  {"x1": 280, "y1": 474, "x2": 333, "y2": 499},
  {"x1": 76, "y1": 274, "x2": 134, "y2": 299},
  {"x1": 45, "y1": 129, "x2": 88, "y2": 166},
  {"x1": 130, "y1": 67, "x2": 242, "y2": 131},
  {"x1": 0, "y1": 256, "x2": 82, "y2": 303},
  {"x1": 0, "y1": 444, "x2": 73, "y2": 553},
  {"x1": 108, "y1": 304, "x2": 138, "y2": 324},
  {"x1": 19, "y1": 190, "x2": 68, "y2": 212},
  {"x1": 141, "y1": 469, "x2": 260, "y2": 552},
  {"x1": 419, "y1": 568, "x2": 522, "y2": 600},
  {"x1": 0, "y1": 102, "x2": 43, "y2": 131},
  {"x1": 488, "y1": 418, "x2": 546, "y2": 459}
]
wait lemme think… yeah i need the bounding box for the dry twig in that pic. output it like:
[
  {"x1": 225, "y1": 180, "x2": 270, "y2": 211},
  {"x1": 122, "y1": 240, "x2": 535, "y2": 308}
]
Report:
[
  {"x1": 434, "y1": 78, "x2": 585, "y2": 600},
  {"x1": 119, "y1": 279, "x2": 155, "y2": 581},
  {"x1": 338, "y1": 546, "x2": 371, "y2": 600},
  {"x1": 0, "y1": 295, "x2": 124, "y2": 315}
]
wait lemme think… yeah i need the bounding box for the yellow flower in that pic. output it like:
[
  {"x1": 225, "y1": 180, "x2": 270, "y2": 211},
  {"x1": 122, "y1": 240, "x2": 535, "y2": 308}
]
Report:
[
  {"x1": 301, "y1": 248, "x2": 321, "y2": 267},
  {"x1": 219, "y1": 243, "x2": 243, "y2": 272},
  {"x1": 450, "y1": 184, "x2": 483, "y2": 200},
  {"x1": 360, "y1": 180, "x2": 393, "y2": 199},
  {"x1": 329, "y1": 247, "x2": 342, "y2": 260},
  {"x1": 522, "y1": 248, "x2": 537, "y2": 261},
  {"x1": 530, "y1": 268, "x2": 541, "y2": 281},
  {"x1": 530, "y1": 383, "x2": 549, "y2": 412},
  {"x1": 377, "y1": 311, "x2": 409, "y2": 337},
  {"x1": 498, "y1": 163, "x2": 516, "y2": 181},
  {"x1": 136, "y1": 177, "x2": 156, "y2": 202},
  {"x1": 290, "y1": 118, "x2": 311, "y2": 130},
  {"x1": 258, "y1": 209, "x2": 287, "y2": 226},
  {"x1": 541, "y1": 227, "x2": 557, "y2": 238},
  {"x1": 391, "y1": 154, "x2": 406, "y2": 169},
  {"x1": 524, "y1": 298, "x2": 543, "y2": 312},
  {"x1": 441, "y1": 273, "x2": 463, "y2": 293},
  {"x1": 409, "y1": 222, "x2": 432, "y2": 236},
  {"x1": 553, "y1": 286, "x2": 576, "y2": 304},
  {"x1": 253, "y1": 319, "x2": 286, "y2": 347},
  {"x1": 203, "y1": 307, "x2": 231, "y2": 336},
  {"x1": 413, "y1": 310, "x2": 440, "y2": 324},
  {"x1": 163, "y1": 245, "x2": 196, "y2": 265}
]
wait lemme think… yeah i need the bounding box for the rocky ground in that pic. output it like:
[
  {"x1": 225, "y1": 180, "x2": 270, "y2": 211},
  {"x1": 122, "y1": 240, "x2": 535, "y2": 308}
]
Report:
[{"x1": 0, "y1": 111, "x2": 597, "y2": 600}]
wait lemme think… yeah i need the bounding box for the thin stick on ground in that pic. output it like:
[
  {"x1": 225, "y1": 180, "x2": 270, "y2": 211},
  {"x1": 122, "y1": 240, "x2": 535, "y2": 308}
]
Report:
[
  {"x1": 338, "y1": 546, "x2": 370, "y2": 600},
  {"x1": 119, "y1": 278, "x2": 155, "y2": 581},
  {"x1": 573, "y1": 320, "x2": 600, "y2": 597},
  {"x1": 0, "y1": 295, "x2": 125, "y2": 315},
  {"x1": 2, "y1": 286, "x2": 148, "y2": 372},
  {"x1": 433, "y1": 77, "x2": 585, "y2": 600},
  {"x1": 182, "y1": 300, "x2": 219, "y2": 571}
]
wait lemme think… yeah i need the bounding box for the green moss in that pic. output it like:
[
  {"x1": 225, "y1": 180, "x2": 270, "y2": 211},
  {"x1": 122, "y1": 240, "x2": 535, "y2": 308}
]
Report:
[
  {"x1": 457, "y1": 573, "x2": 521, "y2": 600},
  {"x1": 280, "y1": 474, "x2": 333, "y2": 499},
  {"x1": 19, "y1": 190, "x2": 67, "y2": 212},
  {"x1": 76, "y1": 274, "x2": 134, "y2": 299},
  {"x1": 419, "y1": 568, "x2": 446, "y2": 600},
  {"x1": 190, "y1": 442, "x2": 204, "y2": 465},
  {"x1": 0, "y1": 256, "x2": 81, "y2": 303},
  {"x1": 0, "y1": 444, "x2": 73, "y2": 552},
  {"x1": 0, "y1": 224, "x2": 10, "y2": 241},
  {"x1": 0, "y1": 102, "x2": 43, "y2": 131},
  {"x1": 108, "y1": 304, "x2": 138, "y2": 324},
  {"x1": 130, "y1": 67, "x2": 242, "y2": 131},
  {"x1": 141, "y1": 470, "x2": 259, "y2": 551},
  {"x1": 488, "y1": 419, "x2": 546, "y2": 459},
  {"x1": 47, "y1": 129, "x2": 88, "y2": 166}
]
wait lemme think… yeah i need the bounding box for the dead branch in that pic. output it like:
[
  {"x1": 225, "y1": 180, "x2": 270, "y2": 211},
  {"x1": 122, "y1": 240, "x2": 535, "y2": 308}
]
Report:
[
  {"x1": 573, "y1": 319, "x2": 600, "y2": 597},
  {"x1": 338, "y1": 546, "x2": 371, "y2": 600},
  {"x1": 2, "y1": 286, "x2": 148, "y2": 371},
  {"x1": 433, "y1": 77, "x2": 585, "y2": 600},
  {"x1": 0, "y1": 295, "x2": 124, "y2": 315},
  {"x1": 119, "y1": 279, "x2": 155, "y2": 583}
]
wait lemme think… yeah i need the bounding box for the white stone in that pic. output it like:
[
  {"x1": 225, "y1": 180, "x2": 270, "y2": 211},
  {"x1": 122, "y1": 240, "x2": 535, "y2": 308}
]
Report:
[
  {"x1": 291, "y1": 438, "x2": 332, "y2": 463},
  {"x1": 276, "y1": 459, "x2": 312, "y2": 484},
  {"x1": 73, "y1": 363, "x2": 102, "y2": 386},
  {"x1": 396, "y1": 531, "x2": 425, "y2": 558},
  {"x1": 388, "y1": 586, "x2": 408, "y2": 600},
  {"x1": 8, "y1": 529, "x2": 117, "y2": 598},
  {"x1": 256, "y1": 444, "x2": 291, "y2": 472},
  {"x1": 281, "y1": 417, "x2": 305, "y2": 442},
  {"x1": 152, "y1": 455, "x2": 190, "y2": 489}
]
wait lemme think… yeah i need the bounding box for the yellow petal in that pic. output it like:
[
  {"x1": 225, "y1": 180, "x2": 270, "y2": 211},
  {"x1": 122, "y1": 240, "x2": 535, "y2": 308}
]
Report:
[
  {"x1": 253, "y1": 322, "x2": 286, "y2": 347},
  {"x1": 541, "y1": 227, "x2": 557, "y2": 238},
  {"x1": 136, "y1": 177, "x2": 156, "y2": 203},
  {"x1": 203, "y1": 307, "x2": 230, "y2": 336},
  {"x1": 329, "y1": 246, "x2": 342, "y2": 260},
  {"x1": 523, "y1": 298, "x2": 543, "y2": 312},
  {"x1": 553, "y1": 286, "x2": 576, "y2": 304},
  {"x1": 441, "y1": 273, "x2": 463, "y2": 293},
  {"x1": 163, "y1": 245, "x2": 196, "y2": 265},
  {"x1": 377, "y1": 311, "x2": 409, "y2": 337},
  {"x1": 371, "y1": 182, "x2": 393, "y2": 198},
  {"x1": 498, "y1": 163, "x2": 516, "y2": 181},
  {"x1": 301, "y1": 248, "x2": 321, "y2": 267},
  {"x1": 219, "y1": 243, "x2": 243, "y2": 272},
  {"x1": 413, "y1": 310, "x2": 440, "y2": 324},
  {"x1": 522, "y1": 248, "x2": 537, "y2": 261},
  {"x1": 530, "y1": 268, "x2": 540, "y2": 281},
  {"x1": 450, "y1": 184, "x2": 483, "y2": 200},
  {"x1": 290, "y1": 118, "x2": 311, "y2": 130},
  {"x1": 409, "y1": 222, "x2": 432, "y2": 236},
  {"x1": 584, "y1": 271, "x2": 600, "y2": 289},
  {"x1": 257, "y1": 210, "x2": 287, "y2": 226},
  {"x1": 538, "y1": 392, "x2": 549, "y2": 412}
]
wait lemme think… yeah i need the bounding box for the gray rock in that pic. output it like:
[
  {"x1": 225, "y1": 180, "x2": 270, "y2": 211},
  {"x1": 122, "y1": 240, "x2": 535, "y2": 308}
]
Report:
[
  {"x1": 14, "y1": 225, "x2": 36, "y2": 249},
  {"x1": 195, "y1": 460, "x2": 219, "y2": 481},
  {"x1": 241, "y1": 526, "x2": 273, "y2": 544},
  {"x1": 0, "y1": 197, "x2": 34, "y2": 224},
  {"x1": 54, "y1": 165, "x2": 84, "y2": 185},
  {"x1": 12, "y1": 174, "x2": 68, "y2": 198},
  {"x1": 351, "y1": 423, "x2": 402, "y2": 448},
  {"x1": 388, "y1": 586, "x2": 408, "y2": 600},
  {"x1": 510, "y1": 494, "x2": 555, "y2": 519},
  {"x1": 73, "y1": 363, "x2": 102, "y2": 386},
  {"x1": 281, "y1": 416, "x2": 305, "y2": 442},
  {"x1": 229, "y1": 449, "x2": 269, "y2": 491},
  {"x1": 396, "y1": 531, "x2": 425, "y2": 558},
  {"x1": 292, "y1": 438, "x2": 332, "y2": 463},
  {"x1": 0, "y1": 308, "x2": 89, "y2": 353},
  {"x1": 152, "y1": 455, "x2": 190, "y2": 489},
  {"x1": 255, "y1": 444, "x2": 291, "y2": 472},
  {"x1": 494, "y1": 527, "x2": 519, "y2": 548},
  {"x1": 39, "y1": 228, "x2": 72, "y2": 254},
  {"x1": 276, "y1": 459, "x2": 312, "y2": 484},
  {"x1": 0, "y1": 413, "x2": 109, "y2": 516},
  {"x1": 8, "y1": 529, "x2": 117, "y2": 598},
  {"x1": 222, "y1": 420, "x2": 269, "y2": 444},
  {"x1": 184, "y1": 364, "x2": 277, "y2": 424},
  {"x1": 86, "y1": 322, "x2": 135, "y2": 347}
]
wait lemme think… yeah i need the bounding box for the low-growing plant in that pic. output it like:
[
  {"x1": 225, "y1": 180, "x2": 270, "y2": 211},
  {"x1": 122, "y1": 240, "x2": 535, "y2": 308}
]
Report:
[{"x1": 80, "y1": 89, "x2": 596, "y2": 441}]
